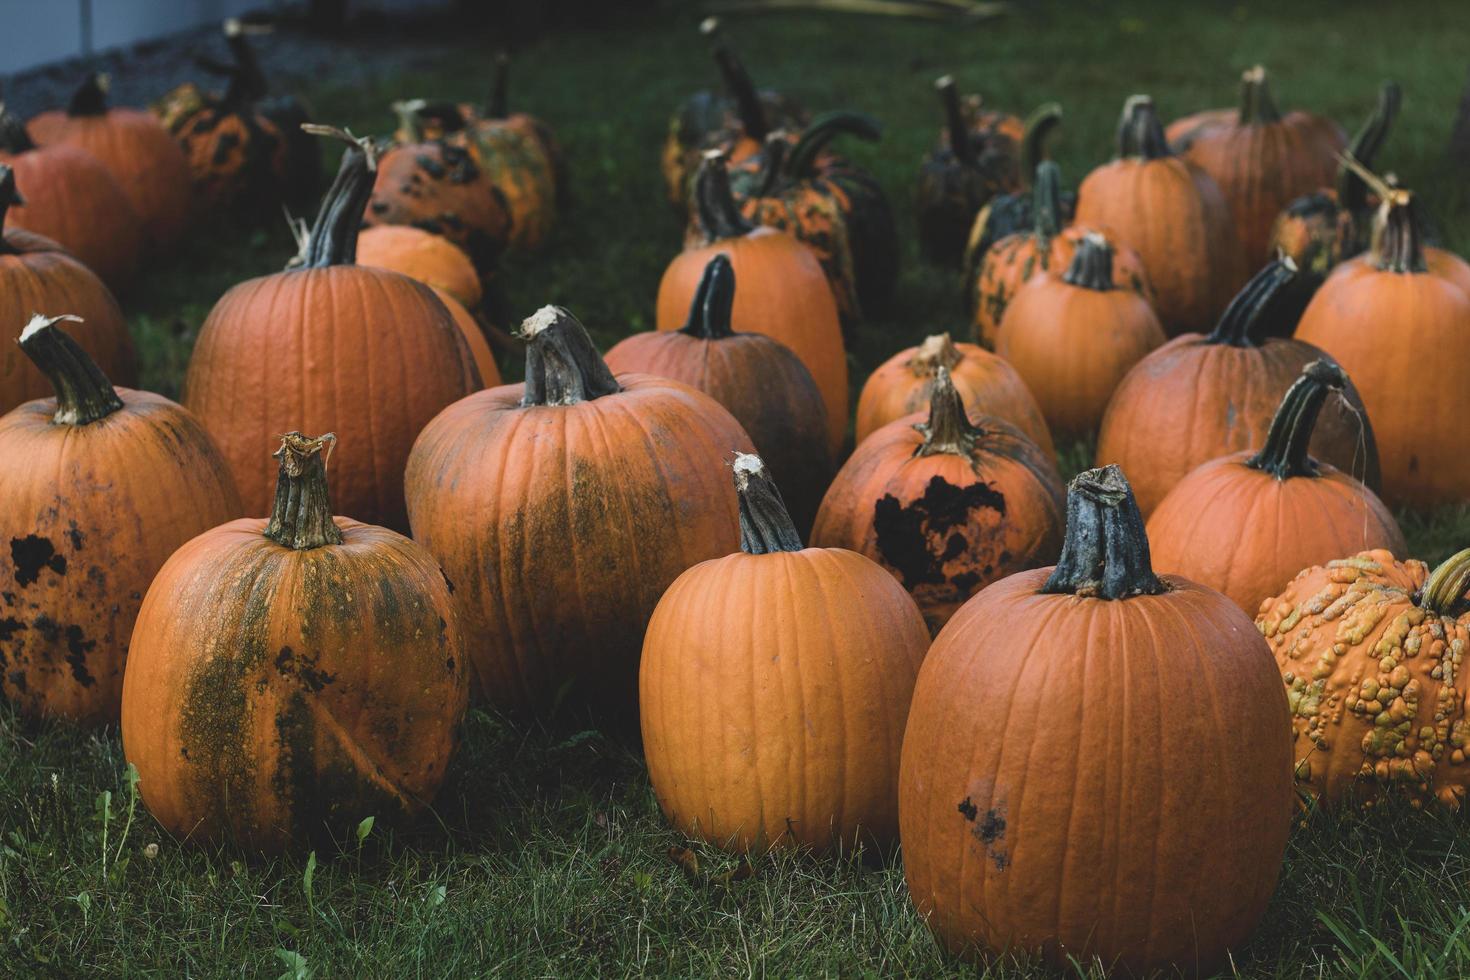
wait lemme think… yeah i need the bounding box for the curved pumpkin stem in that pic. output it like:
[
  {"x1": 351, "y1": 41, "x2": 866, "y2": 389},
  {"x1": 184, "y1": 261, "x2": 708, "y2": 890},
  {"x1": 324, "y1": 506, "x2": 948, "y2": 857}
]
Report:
[
  {"x1": 1421, "y1": 548, "x2": 1470, "y2": 616},
  {"x1": 1237, "y1": 65, "x2": 1283, "y2": 126},
  {"x1": 785, "y1": 111, "x2": 882, "y2": 179},
  {"x1": 752, "y1": 133, "x2": 790, "y2": 198},
  {"x1": 916, "y1": 366, "x2": 979, "y2": 458},
  {"x1": 734, "y1": 453, "x2": 803, "y2": 554},
  {"x1": 1061, "y1": 233, "x2": 1115, "y2": 291},
  {"x1": 1042, "y1": 464, "x2": 1164, "y2": 599},
  {"x1": 680, "y1": 254, "x2": 737, "y2": 340},
  {"x1": 1246, "y1": 360, "x2": 1345, "y2": 480},
  {"x1": 519, "y1": 306, "x2": 621, "y2": 406},
  {"x1": 297, "y1": 124, "x2": 376, "y2": 269},
  {"x1": 264, "y1": 432, "x2": 344, "y2": 550},
  {"x1": 1204, "y1": 258, "x2": 1299, "y2": 347},
  {"x1": 67, "y1": 73, "x2": 111, "y2": 117},
  {"x1": 1116, "y1": 95, "x2": 1171, "y2": 161},
  {"x1": 1371, "y1": 190, "x2": 1427, "y2": 274},
  {"x1": 907, "y1": 333, "x2": 962, "y2": 378},
  {"x1": 1338, "y1": 81, "x2": 1401, "y2": 213},
  {"x1": 0, "y1": 104, "x2": 37, "y2": 153},
  {"x1": 935, "y1": 75, "x2": 974, "y2": 165},
  {"x1": 1031, "y1": 160, "x2": 1063, "y2": 244},
  {"x1": 1020, "y1": 102, "x2": 1063, "y2": 186},
  {"x1": 701, "y1": 19, "x2": 770, "y2": 141},
  {"x1": 17, "y1": 314, "x2": 123, "y2": 426},
  {"x1": 692, "y1": 149, "x2": 756, "y2": 243}
]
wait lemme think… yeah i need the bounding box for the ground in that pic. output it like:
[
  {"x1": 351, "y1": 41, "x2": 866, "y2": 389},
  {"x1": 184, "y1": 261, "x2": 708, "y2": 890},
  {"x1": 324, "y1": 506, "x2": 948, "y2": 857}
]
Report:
[{"x1": 4, "y1": 1, "x2": 1470, "y2": 976}]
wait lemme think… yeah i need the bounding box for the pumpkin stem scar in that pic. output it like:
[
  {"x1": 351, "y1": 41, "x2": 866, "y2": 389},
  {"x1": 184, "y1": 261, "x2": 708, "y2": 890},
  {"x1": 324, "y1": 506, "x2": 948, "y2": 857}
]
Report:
[
  {"x1": 680, "y1": 254, "x2": 738, "y2": 340},
  {"x1": 518, "y1": 306, "x2": 621, "y2": 407},
  {"x1": 914, "y1": 366, "x2": 980, "y2": 460},
  {"x1": 1247, "y1": 360, "x2": 1345, "y2": 480},
  {"x1": 17, "y1": 314, "x2": 124, "y2": 426},
  {"x1": 0, "y1": 104, "x2": 38, "y2": 153},
  {"x1": 935, "y1": 76, "x2": 975, "y2": 166},
  {"x1": 1371, "y1": 191, "x2": 1429, "y2": 274},
  {"x1": 1338, "y1": 82, "x2": 1400, "y2": 212},
  {"x1": 733, "y1": 453, "x2": 803, "y2": 555},
  {"x1": 1237, "y1": 65, "x2": 1284, "y2": 125},
  {"x1": 1420, "y1": 549, "x2": 1470, "y2": 616},
  {"x1": 1061, "y1": 233, "x2": 1116, "y2": 291},
  {"x1": 1031, "y1": 161, "x2": 1063, "y2": 246},
  {"x1": 691, "y1": 149, "x2": 756, "y2": 243},
  {"x1": 296, "y1": 125, "x2": 376, "y2": 269},
  {"x1": 1205, "y1": 257, "x2": 1298, "y2": 348},
  {"x1": 264, "y1": 432, "x2": 344, "y2": 550},
  {"x1": 1041, "y1": 464, "x2": 1165, "y2": 599},
  {"x1": 702, "y1": 20, "x2": 769, "y2": 141},
  {"x1": 1115, "y1": 95, "x2": 1171, "y2": 161}
]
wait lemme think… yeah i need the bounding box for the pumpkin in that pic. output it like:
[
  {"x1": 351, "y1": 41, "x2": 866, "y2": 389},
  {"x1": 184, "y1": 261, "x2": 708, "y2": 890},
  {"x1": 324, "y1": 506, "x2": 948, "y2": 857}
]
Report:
[
  {"x1": 661, "y1": 17, "x2": 806, "y2": 207},
  {"x1": 968, "y1": 161, "x2": 1151, "y2": 349},
  {"x1": 1096, "y1": 258, "x2": 1380, "y2": 516},
  {"x1": 1295, "y1": 191, "x2": 1470, "y2": 507},
  {"x1": 121, "y1": 432, "x2": 466, "y2": 852},
  {"x1": 997, "y1": 233, "x2": 1165, "y2": 438},
  {"x1": 606, "y1": 254, "x2": 829, "y2": 533},
  {"x1": 28, "y1": 73, "x2": 193, "y2": 252},
  {"x1": 657, "y1": 151, "x2": 848, "y2": 458},
  {"x1": 473, "y1": 52, "x2": 566, "y2": 202},
  {"x1": 813, "y1": 367, "x2": 1063, "y2": 633},
  {"x1": 899, "y1": 464, "x2": 1292, "y2": 973},
  {"x1": 641, "y1": 453, "x2": 928, "y2": 852},
  {"x1": 1261, "y1": 548, "x2": 1470, "y2": 810},
  {"x1": 915, "y1": 76, "x2": 1023, "y2": 266},
  {"x1": 404, "y1": 306, "x2": 754, "y2": 723},
  {"x1": 0, "y1": 105, "x2": 143, "y2": 291},
  {"x1": 0, "y1": 315, "x2": 240, "y2": 725},
  {"x1": 0, "y1": 165, "x2": 134, "y2": 413},
  {"x1": 1147, "y1": 360, "x2": 1405, "y2": 615},
  {"x1": 958, "y1": 104, "x2": 1072, "y2": 278},
  {"x1": 1075, "y1": 95, "x2": 1242, "y2": 333},
  {"x1": 185, "y1": 127, "x2": 480, "y2": 530},
  {"x1": 854, "y1": 332, "x2": 1053, "y2": 455}
]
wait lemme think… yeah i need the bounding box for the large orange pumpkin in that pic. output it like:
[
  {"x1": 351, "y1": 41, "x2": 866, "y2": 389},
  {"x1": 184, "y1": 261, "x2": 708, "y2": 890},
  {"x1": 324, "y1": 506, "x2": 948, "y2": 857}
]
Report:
[
  {"x1": 657, "y1": 151, "x2": 848, "y2": 458},
  {"x1": 0, "y1": 165, "x2": 134, "y2": 413},
  {"x1": 0, "y1": 315, "x2": 240, "y2": 725},
  {"x1": 1075, "y1": 95, "x2": 1241, "y2": 333},
  {"x1": 121, "y1": 432, "x2": 466, "y2": 852},
  {"x1": 900, "y1": 465, "x2": 1292, "y2": 973},
  {"x1": 1147, "y1": 360, "x2": 1405, "y2": 615},
  {"x1": 813, "y1": 367, "x2": 1063, "y2": 633},
  {"x1": 1096, "y1": 258, "x2": 1380, "y2": 516},
  {"x1": 1295, "y1": 191, "x2": 1470, "y2": 507},
  {"x1": 641, "y1": 453, "x2": 929, "y2": 852},
  {"x1": 185, "y1": 128, "x2": 480, "y2": 530},
  {"x1": 404, "y1": 306, "x2": 754, "y2": 724}
]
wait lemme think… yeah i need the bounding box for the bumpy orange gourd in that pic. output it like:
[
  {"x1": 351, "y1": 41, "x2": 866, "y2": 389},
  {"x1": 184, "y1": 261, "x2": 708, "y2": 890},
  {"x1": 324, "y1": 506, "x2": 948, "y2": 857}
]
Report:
[
  {"x1": 900, "y1": 465, "x2": 1292, "y2": 973},
  {"x1": 813, "y1": 368, "x2": 1062, "y2": 633},
  {"x1": 0, "y1": 316, "x2": 240, "y2": 724},
  {"x1": 1148, "y1": 361, "x2": 1405, "y2": 614},
  {"x1": 122, "y1": 432, "x2": 466, "y2": 852},
  {"x1": 641, "y1": 453, "x2": 929, "y2": 852}
]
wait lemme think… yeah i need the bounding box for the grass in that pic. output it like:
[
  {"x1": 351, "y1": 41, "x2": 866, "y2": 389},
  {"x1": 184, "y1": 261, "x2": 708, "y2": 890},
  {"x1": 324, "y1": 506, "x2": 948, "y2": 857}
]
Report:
[{"x1": 6, "y1": 0, "x2": 1470, "y2": 975}]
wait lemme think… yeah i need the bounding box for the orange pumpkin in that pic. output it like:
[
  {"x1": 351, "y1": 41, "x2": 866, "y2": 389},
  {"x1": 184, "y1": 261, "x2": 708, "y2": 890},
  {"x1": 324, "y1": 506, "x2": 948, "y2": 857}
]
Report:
[
  {"x1": 404, "y1": 306, "x2": 754, "y2": 723},
  {"x1": 996, "y1": 233, "x2": 1165, "y2": 438},
  {"x1": 430, "y1": 287, "x2": 501, "y2": 389},
  {"x1": 1296, "y1": 191, "x2": 1470, "y2": 507},
  {"x1": 657, "y1": 151, "x2": 848, "y2": 458},
  {"x1": 854, "y1": 332, "x2": 1053, "y2": 455},
  {"x1": 813, "y1": 367, "x2": 1063, "y2": 633},
  {"x1": 1075, "y1": 95, "x2": 1242, "y2": 333},
  {"x1": 0, "y1": 315, "x2": 240, "y2": 725},
  {"x1": 354, "y1": 223, "x2": 481, "y2": 309},
  {"x1": 606, "y1": 255, "x2": 829, "y2": 533},
  {"x1": 0, "y1": 165, "x2": 134, "y2": 413},
  {"x1": 1147, "y1": 360, "x2": 1405, "y2": 615},
  {"x1": 900, "y1": 465, "x2": 1292, "y2": 973},
  {"x1": 641, "y1": 453, "x2": 929, "y2": 852},
  {"x1": 121, "y1": 432, "x2": 466, "y2": 852},
  {"x1": 185, "y1": 128, "x2": 480, "y2": 530}
]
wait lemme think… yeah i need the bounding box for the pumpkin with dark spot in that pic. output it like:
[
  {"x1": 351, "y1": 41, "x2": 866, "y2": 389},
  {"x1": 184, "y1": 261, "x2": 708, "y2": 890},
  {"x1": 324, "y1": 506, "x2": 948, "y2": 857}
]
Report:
[
  {"x1": 812, "y1": 367, "x2": 1063, "y2": 633},
  {"x1": 122, "y1": 432, "x2": 465, "y2": 852},
  {"x1": 899, "y1": 465, "x2": 1292, "y2": 972},
  {"x1": 0, "y1": 315, "x2": 240, "y2": 725}
]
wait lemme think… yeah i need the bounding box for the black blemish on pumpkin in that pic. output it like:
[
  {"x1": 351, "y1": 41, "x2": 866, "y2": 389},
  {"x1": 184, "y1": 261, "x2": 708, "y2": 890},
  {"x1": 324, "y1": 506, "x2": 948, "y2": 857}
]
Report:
[
  {"x1": 445, "y1": 657, "x2": 456, "y2": 673},
  {"x1": 67, "y1": 523, "x2": 84, "y2": 551},
  {"x1": 977, "y1": 808, "x2": 1006, "y2": 845},
  {"x1": 33, "y1": 614, "x2": 60, "y2": 643},
  {"x1": 415, "y1": 155, "x2": 447, "y2": 180},
  {"x1": 441, "y1": 570, "x2": 455, "y2": 595},
  {"x1": 274, "y1": 645, "x2": 337, "y2": 693},
  {"x1": 211, "y1": 131, "x2": 241, "y2": 165},
  {"x1": 0, "y1": 617, "x2": 24, "y2": 641},
  {"x1": 8, "y1": 669, "x2": 26, "y2": 693},
  {"x1": 12, "y1": 535, "x2": 67, "y2": 587},
  {"x1": 957, "y1": 797, "x2": 978, "y2": 821},
  {"x1": 2, "y1": 592, "x2": 13, "y2": 606},
  {"x1": 990, "y1": 850, "x2": 1010, "y2": 870},
  {"x1": 370, "y1": 200, "x2": 389, "y2": 215},
  {"x1": 951, "y1": 572, "x2": 980, "y2": 592},
  {"x1": 872, "y1": 478, "x2": 1006, "y2": 587},
  {"x1": 63, "y1": 626, "x2": 95, "y2": 686}
]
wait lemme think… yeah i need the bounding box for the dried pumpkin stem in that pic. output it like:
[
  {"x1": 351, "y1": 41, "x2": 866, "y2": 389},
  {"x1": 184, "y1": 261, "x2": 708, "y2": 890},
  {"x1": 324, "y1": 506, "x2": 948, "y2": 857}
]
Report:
[
  {"x1": 1061, "y1": 233, "x2": 1115, "y2": 291},
  {"x1": 734, "y1": 453, "x2": 803, "y2": 554},
  {"x1": 299, "y1": 125, "x2": 377, "y2": 268},
  {"x1": 907, "y1": 333, "x2": 962, "y2": 377},
  {"x1": 1420, "y1": 548, "x2": 1470, "y2": 616},
  {"x1": 1116, "y1": 95, "x2": 1170, "y2": 160},
  {"x1": 1237, "y1": 65, "x2": 1282, "y2": 125},
  {"x1": 703, "y1": 19, "x2": 770, "y2": 141},
  {"x1": 66, "y1": 73, "x2": 110, "y2": 117},
  {"x1": 935, "y1": 76, "x2": 974, "y2": 165},
  {"x1": 692, "y1": 150, "x2": 755, "y2": 243},
  {"x1": 1031, "y1": 160, "x2": 1063, "y2": 244},
  {"x1": 264, "y1": 432, "x2": 344, "y2": 550},
  {"x1": 915, "y1": 366, "x2": 978, "y2": 458},
  {"x1": 224, "y1": 19, "x2": 271, "y2": 104},
  {"x1": 786, "y1": 111, "x2": 882, "y2": 178},
  {"x1": 1019, "y1": 102, "x2": 1063, "y2": 183},
  {"x1": 17, "y1": 314, "x2": 124, "y2": 426},
  {"x1": 1246, "y1": 360, "x2": 1345, "y2": 480},
  {"x1": 0, "y1": 104, "x2": 37, "y2": 153},
  {"x1": 519, "y1": 306, "x2": 621, "y2": 406},
  {"x1": 1338, "y1": 81, "x2": 1401, "y2": 213},
  {"x1": 1041, "y1": 464, "x2": 1165, "y2": 599},
  {"x1": 680, "y1": 254, "x2": 738, "y2": 340},
  {"x1": 1205, "y1": 258, "x2": 1298, "y2": 347},
  {"x1": 1372, "y1": 191, "x2": 1427, "y2": 274}
]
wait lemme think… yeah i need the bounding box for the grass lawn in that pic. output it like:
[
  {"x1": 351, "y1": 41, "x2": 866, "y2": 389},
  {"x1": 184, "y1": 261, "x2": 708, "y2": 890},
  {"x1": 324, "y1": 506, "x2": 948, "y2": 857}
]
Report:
[{"x1": 6, "y1": 1, "x2": 1470, "y2": 975}]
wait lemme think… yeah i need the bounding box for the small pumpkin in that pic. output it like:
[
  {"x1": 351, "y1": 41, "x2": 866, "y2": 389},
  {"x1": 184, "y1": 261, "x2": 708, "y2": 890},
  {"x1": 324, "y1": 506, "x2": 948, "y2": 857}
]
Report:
[
  {"x1": 469, "y1": 52, "x2": 567, "y2": 202},
  {"x1": 1260, "y1": 548, "x2": 1470, "y2": 810},
  {"x1": 1075, "y1": 95, "x2": 1242, "y2": 333},
  {"x1": 641, "y1": 453, "x2": 929, "y2": 852},
  {"x1": 121, "y1": 432, "x2": 466, "y2": 852},
  {"x1": 813, "y1": 367, "x2": 1064, "y2": 633},
  {"x1": 657, "y1": 151, "x2": 848, "y2": 458},
  {"x1": 1096, "y1": 258, "x2": 1380, "y2": 516},
  {"x1": 899, "y1": 465, "x2": 1292, "y2": 973},
  {"x1": 0, "y1": 315, "x2": 241, "y2": 725},
  {"x1": 1147, "y1": 360, "x2": 1405, "y2": 615},
  {"x1": 0, "y1": 165, "x2": 134, "y2": 413},
  {"x1": 958, "y1": 103, "x2": 1071, "y2": 276},
  {"x1": 606, "y1": 254, "x2": 829, "y2": 533},
  {"x1": 854, "y1": 332, "x2": 1053, "y2": 455},
  {"x1": 997, "y1": 233, "x2": 1165, "y2": 438},
  {"x1": 404, "y1": 306, "x2": 754, "y2": 723}
]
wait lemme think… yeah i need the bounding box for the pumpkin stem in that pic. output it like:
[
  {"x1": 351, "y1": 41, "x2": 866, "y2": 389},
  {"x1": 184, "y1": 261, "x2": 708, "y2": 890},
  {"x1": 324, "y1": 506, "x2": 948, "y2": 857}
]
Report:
[
  {"x1": 297, "y1": 125, "x2": 376, "y2": 268},
  {"x1": 1042, "y1": 464, "x2": 1165, "y2": 599},
  {"x1": 488, "y1": 51, "x2": 510, "y2": 118},
  {"x1": 519, "y1": 306, "x2": 621, "y2": 407},
  {"x1": 907, "y1": 332, "x2": 962, "y2": 378},
  {"x1": 17, "y1": 314, "x2": 124, "y2": 426},
  {"x1": 1371, "y1": 190, "x2": 1427, "y2": 274},
  {"x1": 263, "y1": 432, "x2": 344, "y2": 550},
  {"x1": 702, "y1": 18, "x2": 770, "y2": 141},
  {"x1": 1246, "y1": 360, "x2": 1345, "y2": 480},
  {"x1": 1338, "y1": 82, "x2": 1401, "y2": 213},
  {"x1": 1020, "y1": 102, "x2": 1063, "y2": 185},
  {"x1": 66, "y1": 73, "x2": 110, "y2": 117},
  {"x1": 1116, "y1": 95, "x2": 1171, "y2": 160},
  {"x1": 680, "y1": 254, "x2": 737, "y2": 340},
  {"x1": 223, "y1": 18, "x2": 270, "y2": 104},
  {"x1": 1031, "y1": 160, "x2": 1063, "y2": 244},
  {"x1": 1204, "y1": 258, "x2": 1299, "y2": 347},
  {"x1": 0, "y1": 104, "x2": 37, "y2": 153},
  {"x1": 935, "y1": 76, "x2": 975, "y2": 165},
  {"x1": 734, "y1": 453, "x2": 803, "y2": 555},
  {"x1": 915, "y1": 366, "x2": 979, "y2": 458},
  {"x1": 1237, "y1": 65, "x2": 1283, "y2": 125},
  {"x1": 1061, "y1": 233, "x2": 1115, "y2": 291},
  {"x1": 786, "y1": 110, "x2": 882, "y2": 179},
  {"x1": 753, "y1": 133, "x2": 789, "y2": 198},
  {"x1": 691, "y1": 149, "x2": 755, "y2": 243},
  {"x1": 1420, "y1": 548, "x2": 1470, "y2": 616},
  {"x1": 0, "y1": 163, "x2": 22, "y2": 252}
]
